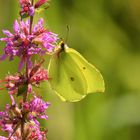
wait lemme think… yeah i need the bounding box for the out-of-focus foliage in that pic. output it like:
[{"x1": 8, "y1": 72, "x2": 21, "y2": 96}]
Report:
[{"x1": 0, "y1": 0, "x2": 140, "y2": 140}]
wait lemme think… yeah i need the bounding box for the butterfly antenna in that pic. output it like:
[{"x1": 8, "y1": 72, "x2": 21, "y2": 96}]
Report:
[
  {"x1": 65, "y1": 25, "x2": 70, "y2": 44},
  {"x1": 59, "y1": 26, "x2": 70, "y2": 51}
]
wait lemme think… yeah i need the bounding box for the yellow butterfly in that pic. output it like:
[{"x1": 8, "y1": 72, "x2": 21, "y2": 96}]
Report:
[{"x1": 48, "y1": 42, "x2": 105, "y2": 102}]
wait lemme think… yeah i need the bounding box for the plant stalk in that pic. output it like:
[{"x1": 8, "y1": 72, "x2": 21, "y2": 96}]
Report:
[{"x1": 21, "y1": 0, "x2": 34, "y2": 139}]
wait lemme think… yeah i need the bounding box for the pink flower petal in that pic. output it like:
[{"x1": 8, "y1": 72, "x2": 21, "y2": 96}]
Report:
[
  {"x1": 0, "y1": 54, "x2": 7, "y2": 61},
  {"x1": 13, "y1": 20, "x2": 20, "y2": 34},
  {"x1": 0, "y1": 136, "x2": 8, "y2": 140},
  {"x1": 2, "y1": 30, "x2": 13, "y2": 37},
  {"x1": 18, "y1": 58, "x2": 25, "y2": 71}
]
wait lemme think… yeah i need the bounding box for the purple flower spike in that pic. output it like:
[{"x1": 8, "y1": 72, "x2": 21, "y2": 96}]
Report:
[
  {"x1": 0, "y1": 1, "x2": 58, "y2": 139},
  {"x1": 0, "y1": 19, "x2": 58, "y2": 70}
]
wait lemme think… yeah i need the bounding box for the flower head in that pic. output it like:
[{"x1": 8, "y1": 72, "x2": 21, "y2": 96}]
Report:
[
  {"x1": 23, "y1": 96, "x2": 50, "y2": 121},
  {"x1": 0, "y1": 96, "x2": 49, "y2": 140},
  {"x1": 19, "y1": 0, "x2": 35, "y2": 16},
  {"x1": 0, "y1": 18, "x2": 58, "y2": 70}
]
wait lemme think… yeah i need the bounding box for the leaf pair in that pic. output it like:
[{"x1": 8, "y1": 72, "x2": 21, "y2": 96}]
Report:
[{"x1": 48, "y1": 43, "x2": 105, "y2": 102}]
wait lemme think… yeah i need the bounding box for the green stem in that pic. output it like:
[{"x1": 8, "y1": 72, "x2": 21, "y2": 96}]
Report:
[
  {"x1": 21, "y1": 0, "x2": 35, "y2": 139},
  {"x1": 29, "y1": 0, "x2": 34, "y2": 34},
  {"x1": 24, "y1": 0, "x2": 34, "y2": 102}
]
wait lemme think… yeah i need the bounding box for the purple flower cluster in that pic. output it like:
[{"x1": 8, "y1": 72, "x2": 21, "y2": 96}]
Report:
[
  {"x1": 19, "y1": 0, "x2": 48, "y2": 17},
  {"x1": 19, "y1": 0, "x2": 35, "y2": 16},
  {"x1": 0, "y1": 65, "x2": 49, "y2": 95},
  {"x1": 0, "y1": 96, "x2": 49, "y2": 140},
  {"x1": 0, "y1": 18, "x2": 58, "y2": 70}
]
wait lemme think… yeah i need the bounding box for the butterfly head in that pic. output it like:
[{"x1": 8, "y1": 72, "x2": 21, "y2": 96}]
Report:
[
  {"x1": 60, "y1": 41, "x2": 65, "y2": 51},
  {"x1": 59, "y1": 41, "x2": 69, "y2": 52},
  {"x1": 55, "y1": 41, "x2": 69, "y2": 57}
]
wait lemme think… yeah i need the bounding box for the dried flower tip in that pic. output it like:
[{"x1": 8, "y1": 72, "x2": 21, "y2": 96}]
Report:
[{"x1": 35, "y1": 0, "x2": 48, "y2": 8}]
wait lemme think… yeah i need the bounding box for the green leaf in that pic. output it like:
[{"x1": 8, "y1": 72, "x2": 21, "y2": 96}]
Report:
[
  {"x1": 17, "y1": 84, "x2": 28, "y2": 97},
  {"x1": 20, "y1": 13, "x2": 29, "y2": 19}
]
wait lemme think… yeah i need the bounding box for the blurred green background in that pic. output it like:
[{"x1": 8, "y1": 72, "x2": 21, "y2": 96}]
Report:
[{"x1": 1, "y1": 0, "x2": 140, "y2": 140}]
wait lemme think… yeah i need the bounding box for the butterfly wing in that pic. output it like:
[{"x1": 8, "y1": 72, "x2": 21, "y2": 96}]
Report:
[
  {"x1": 66, "y1": 48, "x2": 105, "y2": 94},
  {"x1": 48, "y1": 51, "x2": 87, "y2": 102}
]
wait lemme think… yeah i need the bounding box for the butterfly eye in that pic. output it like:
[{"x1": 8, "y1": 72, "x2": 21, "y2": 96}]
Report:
[{"x1": 60, "y1": 42, "x2": 65, "y2": 51}]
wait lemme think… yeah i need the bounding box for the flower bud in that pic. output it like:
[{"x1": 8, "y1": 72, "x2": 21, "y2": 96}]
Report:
[{"x1": 35, "y1": 0, "x2": 48, "y2": 8}]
